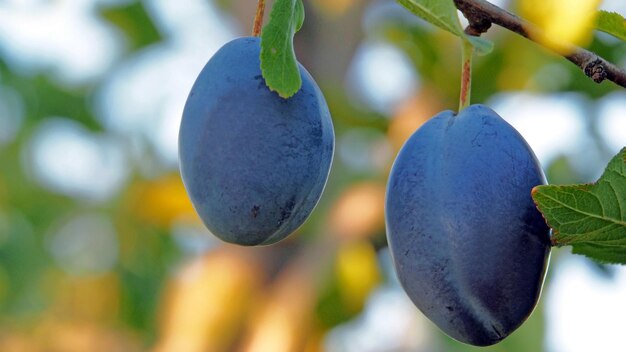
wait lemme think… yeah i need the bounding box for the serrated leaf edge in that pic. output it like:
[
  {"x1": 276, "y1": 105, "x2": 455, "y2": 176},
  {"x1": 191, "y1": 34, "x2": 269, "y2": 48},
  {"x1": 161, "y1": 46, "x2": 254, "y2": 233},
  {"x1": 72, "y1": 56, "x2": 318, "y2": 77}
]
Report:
[
  {"x1": 596, "y1": 10, "x2": 626, "y2": 42},
  {"x1": 532, "y1": 148, "x2": 626, "y2": 252}
]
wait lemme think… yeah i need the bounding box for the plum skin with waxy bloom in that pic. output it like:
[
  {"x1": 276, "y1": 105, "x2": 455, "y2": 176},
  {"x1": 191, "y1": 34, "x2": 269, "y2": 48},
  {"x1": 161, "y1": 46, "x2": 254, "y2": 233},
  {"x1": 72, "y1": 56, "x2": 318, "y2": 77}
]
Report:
[
  {"x1": 385, "y1": 104, "x2": 551, "y2": 346},
  {"x1": 179, "y1": 37, "x2": 334, "y2": 246}
]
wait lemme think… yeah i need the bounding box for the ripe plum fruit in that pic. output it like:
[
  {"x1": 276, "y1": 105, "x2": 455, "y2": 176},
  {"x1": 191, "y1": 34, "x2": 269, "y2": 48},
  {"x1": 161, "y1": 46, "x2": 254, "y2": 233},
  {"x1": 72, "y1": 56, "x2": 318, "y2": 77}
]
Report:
[
  {"x1": 385, "y1": 104, "x2": 551, "y2": 346},
  {"x1": 179, "y1": 37, "x2": 334, "y2": 246}
]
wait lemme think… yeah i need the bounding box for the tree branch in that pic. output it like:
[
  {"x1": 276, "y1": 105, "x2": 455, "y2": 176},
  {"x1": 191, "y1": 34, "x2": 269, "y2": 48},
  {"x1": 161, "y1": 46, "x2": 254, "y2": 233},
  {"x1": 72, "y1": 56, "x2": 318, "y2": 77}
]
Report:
[{"x1": 453, "y1": 0, "x2": 626, "y2": 88}]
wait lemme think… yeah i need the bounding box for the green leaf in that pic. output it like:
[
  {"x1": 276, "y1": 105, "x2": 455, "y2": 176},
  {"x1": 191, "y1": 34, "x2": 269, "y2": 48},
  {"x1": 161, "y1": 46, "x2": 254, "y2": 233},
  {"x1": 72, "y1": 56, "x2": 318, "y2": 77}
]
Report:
[
  {"x1": 396, "y1": 0, "x2": 493, "y2": 55},
  {"x1": 100, "y1": 2, "x2": 161, "y2": 51},
  {"x1": 532, "y1": 148, "x2": 626, "y2": 264},
  {"x1": 294, "y1": 0, "x2": 305, "y2": 32},
  {"x1": 260, "y1": 0, "x2": 305, "y2": 98},
  {"x1": 466, "y1": 36, "x2": 494, "y2": 55},
  {"x1": 397, "y1": 0, "x2": 464, "y2": 37},
  {"x1": 596, "y1": 10, "x2": 626, "y2": 42}
]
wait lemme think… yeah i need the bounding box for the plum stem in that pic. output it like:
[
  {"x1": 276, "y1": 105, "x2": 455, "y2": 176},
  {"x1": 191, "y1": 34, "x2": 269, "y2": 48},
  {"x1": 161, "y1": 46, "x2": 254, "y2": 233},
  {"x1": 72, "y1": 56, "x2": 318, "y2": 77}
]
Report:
[
  {"x1": 252, "y1": 0, "x2": 266, "y2": 37},
  {"x1": 459, "y1": 40, "x2": 474, "y2": 112},
  {"x1": 453, "y1": 0, "x2": 626, "y2": 88}
]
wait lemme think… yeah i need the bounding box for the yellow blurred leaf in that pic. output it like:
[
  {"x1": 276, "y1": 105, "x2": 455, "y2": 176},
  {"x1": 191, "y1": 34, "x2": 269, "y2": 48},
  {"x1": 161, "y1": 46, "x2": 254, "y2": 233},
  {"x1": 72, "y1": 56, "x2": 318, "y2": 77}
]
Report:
[
  {"x1": 51, "y1": 273, "x2": 120, "y2": 322},
  {"x1": 311, "y1": 0, "x2": 358, "y2": 17},
  {"x1": 388, "y1": 90, "x2": 443, "y2": 153},
  {"x1": 32, "y1": 318, "x2": 142, "y2": 352},
  {"x1": 329, "y1": 182, "x2": 386, "y2": 240},
  {"x1": 335, "y1": 241, "x2": 380, "y2": 312},
  {"x1": 0, "y1": 330, "x2": 40, "y2": 352},
  {"x1": 155, "y1": 247, "x2": 263, "y2": 352},
  {"x1": 519, "y1": 0, "x2": 601, "y2": 54},
  {"x1": 129, "y1": 174, "x2": 198, "y2": 226},
  {"x1": 241, "y1": 252, "x2": 318, "y2": 352},
  {"x1": 303, "y1": 330, "x2": 325, "y2": 352},
  {"x1": 497, "y1": 36, "x2": 545, "y2": 91}
]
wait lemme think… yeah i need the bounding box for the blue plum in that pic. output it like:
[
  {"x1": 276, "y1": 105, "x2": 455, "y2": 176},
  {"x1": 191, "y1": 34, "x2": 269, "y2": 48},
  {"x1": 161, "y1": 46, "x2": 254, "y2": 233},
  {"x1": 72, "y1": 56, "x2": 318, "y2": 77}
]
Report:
[
  {"x1": 179, "y1": 37, "x2": 334, "y2": 246},
  {"x1": 385, "y1": 104, "x2": 551, "y2": 346}
]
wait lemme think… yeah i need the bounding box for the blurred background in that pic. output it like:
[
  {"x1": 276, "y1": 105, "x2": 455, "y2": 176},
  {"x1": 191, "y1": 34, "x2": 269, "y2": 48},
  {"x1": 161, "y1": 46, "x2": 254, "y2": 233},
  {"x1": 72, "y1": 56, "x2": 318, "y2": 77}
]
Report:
[{"x1": 0, "y1": 0, "x2": 625, "y2": 351}]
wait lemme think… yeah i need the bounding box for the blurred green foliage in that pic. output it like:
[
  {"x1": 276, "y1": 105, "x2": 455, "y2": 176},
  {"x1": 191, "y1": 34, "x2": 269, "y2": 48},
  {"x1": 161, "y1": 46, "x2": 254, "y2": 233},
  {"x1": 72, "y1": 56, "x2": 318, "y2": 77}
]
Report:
[{"x1": 100, "y1": 2, "x2": 162, "y2": 52}]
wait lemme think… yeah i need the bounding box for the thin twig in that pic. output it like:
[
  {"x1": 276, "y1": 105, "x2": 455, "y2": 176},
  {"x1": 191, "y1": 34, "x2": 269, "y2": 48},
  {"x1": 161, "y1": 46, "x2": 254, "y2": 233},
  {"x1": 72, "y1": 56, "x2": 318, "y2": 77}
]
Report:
[{"x1": 453, "y1": 0, "x2": 626, "y2": 88}]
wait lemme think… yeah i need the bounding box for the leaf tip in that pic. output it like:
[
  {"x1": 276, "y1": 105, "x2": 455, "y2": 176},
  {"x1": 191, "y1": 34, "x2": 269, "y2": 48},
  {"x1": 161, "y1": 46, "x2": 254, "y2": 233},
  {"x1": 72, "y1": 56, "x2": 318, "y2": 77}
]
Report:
[
  {"x1": 276, "y1": 90, "x2": 296, "y2": 99},
  {"x1": 531, "y1": 184, "x2": 544, "y2": 199}
]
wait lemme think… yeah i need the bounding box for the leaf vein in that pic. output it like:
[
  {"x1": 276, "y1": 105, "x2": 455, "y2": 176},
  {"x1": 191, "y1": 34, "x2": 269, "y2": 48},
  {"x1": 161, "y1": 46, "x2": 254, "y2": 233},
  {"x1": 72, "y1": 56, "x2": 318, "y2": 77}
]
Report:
[{"x1": 540, "y1": 192, "x2": 626, "y2": 227}]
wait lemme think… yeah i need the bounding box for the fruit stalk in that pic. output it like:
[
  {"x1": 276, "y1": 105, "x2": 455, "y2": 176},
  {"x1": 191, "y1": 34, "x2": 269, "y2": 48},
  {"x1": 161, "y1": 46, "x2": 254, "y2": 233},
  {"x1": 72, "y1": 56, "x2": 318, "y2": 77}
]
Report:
[
  {"x1": 252, "y1": 0, "x2": 266, "y2": 37},
  {"x1": 459, "y1": 40, "x2": 474, "y2": 112}
]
